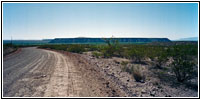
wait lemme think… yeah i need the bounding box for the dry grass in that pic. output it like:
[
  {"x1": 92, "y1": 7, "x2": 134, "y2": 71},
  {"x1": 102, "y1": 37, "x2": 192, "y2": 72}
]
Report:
[{"x1": 131, "y1": 65, "x2": 146, "y2": 83}]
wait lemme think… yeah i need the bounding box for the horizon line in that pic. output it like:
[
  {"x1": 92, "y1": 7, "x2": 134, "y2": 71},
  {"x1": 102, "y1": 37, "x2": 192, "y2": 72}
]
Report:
[
  {"x1": 3, "y1": 37, "x2": 170, "y2": 40},
  {"x1": 3, "y1": 36, "x2": 198, "y2": 41}
]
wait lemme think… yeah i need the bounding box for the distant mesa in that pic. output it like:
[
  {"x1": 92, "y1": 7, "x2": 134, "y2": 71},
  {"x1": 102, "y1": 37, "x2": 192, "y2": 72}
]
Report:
[
  {"x1": 49, "y1": 37, "x2": 171, "y2": 44},
  {"x1": 42, "y1": 39, "x2": 54, "y2": 41}
]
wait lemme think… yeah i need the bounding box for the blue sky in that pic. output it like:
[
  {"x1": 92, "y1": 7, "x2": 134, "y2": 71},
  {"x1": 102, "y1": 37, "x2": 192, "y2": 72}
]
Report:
[{"x1": 3, "y1": 3, "x2": 198, "y2": 40}]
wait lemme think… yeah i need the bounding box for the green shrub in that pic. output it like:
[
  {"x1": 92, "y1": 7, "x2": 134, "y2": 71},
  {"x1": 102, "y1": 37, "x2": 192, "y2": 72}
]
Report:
[
  {"x1": 3, "y1": 43, "x2": 18, "y2": 56},
  {"x1": 101, "y1": 46, "x2": 114, "y2": 58},
  {"x1": 126, "y1": 46, "x2": 146, "y2": 63},
  {"x1": 3, "y1": 43, "x2": 13, "y2": 50},
  {"x1": 67, "y1": 44, "x2": 85, "y2": 54},
  {"x1": 38, "y1": 44, "x2": 68, "y2": 51},
  {"x1": 166, "y1": 45, "x2": 197, "y2": 82},
  {"x1": 101, "y1": 38, "x2": 121, "y2": 58},
  {"x1": 121, "y1": 61, "x2": 129, "y2": 66},
  {"x1": 92, "y1": 51, "x2": 102, "y2": 58},
  {"x1": 171, "y1": 56, "x2": 195, "y2": 82},
  {"x1": 167, "y1": 44, "x2": 198, "y2": 57},
  {"x1": 155, "y1": 49, "x2": 168, "y2": 69},
  {"x1": 87, "y1": 45, "x2": 100, "y2": 51}
]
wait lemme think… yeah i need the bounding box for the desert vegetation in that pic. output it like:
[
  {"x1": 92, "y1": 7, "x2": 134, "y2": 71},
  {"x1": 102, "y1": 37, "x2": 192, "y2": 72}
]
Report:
[
  {"x1": 38, "y1": 40, "x2": 198, "y2": 84},
  {"x1": 3, "y1": 43, "x2": 18, "y2": 56}
]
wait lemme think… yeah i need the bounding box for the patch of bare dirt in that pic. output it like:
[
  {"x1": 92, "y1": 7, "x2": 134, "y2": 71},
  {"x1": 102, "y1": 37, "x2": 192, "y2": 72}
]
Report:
[{"x1": 56, "y1": 50, "x2": 127, "y2": 97}]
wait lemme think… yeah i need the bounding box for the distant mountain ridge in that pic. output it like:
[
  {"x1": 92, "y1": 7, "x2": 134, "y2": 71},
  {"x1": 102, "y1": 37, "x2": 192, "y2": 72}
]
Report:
[
  {"x1": 177, "y1": 37, "x2": 198, "y2": 41},
  {"x1": 49, "y1": 37, "x2": 171, "y2": 44}
]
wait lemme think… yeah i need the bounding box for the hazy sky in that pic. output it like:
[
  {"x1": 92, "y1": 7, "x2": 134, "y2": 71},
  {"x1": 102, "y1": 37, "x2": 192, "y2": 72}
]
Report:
[{"x1": 3, "y1": 3, "x2": 198, "y2": 40}]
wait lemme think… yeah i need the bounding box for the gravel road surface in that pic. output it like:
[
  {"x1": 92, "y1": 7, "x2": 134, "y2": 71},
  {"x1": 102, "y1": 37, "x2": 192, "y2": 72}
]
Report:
[{"x1": 3, "y1": 47, "x2": 120, "y2": 97}]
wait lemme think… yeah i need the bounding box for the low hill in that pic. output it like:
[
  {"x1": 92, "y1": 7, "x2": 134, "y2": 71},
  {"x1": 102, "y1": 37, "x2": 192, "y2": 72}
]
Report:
[
  {"x1": 147, "y1": 41, "x2": 198, "y2": 46},
  {"x1": 176, "y1": 37, "x2": 198, "y2": 41},
  {"x1": 3, "y1": 40, "x2": 50, "y2": 45}
]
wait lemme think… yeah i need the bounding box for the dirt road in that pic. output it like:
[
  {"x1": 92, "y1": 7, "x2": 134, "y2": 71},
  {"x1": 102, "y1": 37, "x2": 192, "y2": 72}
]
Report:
[{"x1": 3, "y1": 47, "x2": 123, "y2": 97}]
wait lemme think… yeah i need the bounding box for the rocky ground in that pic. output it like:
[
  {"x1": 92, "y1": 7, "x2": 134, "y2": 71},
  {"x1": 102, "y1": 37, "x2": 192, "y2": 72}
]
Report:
[{"x1": 78, "y1": 51, "x2": 198, "y2": 97}]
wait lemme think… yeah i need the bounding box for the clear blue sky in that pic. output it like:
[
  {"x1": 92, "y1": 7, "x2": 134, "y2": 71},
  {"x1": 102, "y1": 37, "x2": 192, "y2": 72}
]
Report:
[{"x1": 3, "y1": 3, "x2": 198, "y2": 40}]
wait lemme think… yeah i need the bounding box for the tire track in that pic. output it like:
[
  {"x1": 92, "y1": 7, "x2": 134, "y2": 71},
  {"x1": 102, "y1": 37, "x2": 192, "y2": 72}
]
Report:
[
  {"x1": 3, "y1": 52, "x2": 44, "y2": 96},
  {"x1": 3, "y1": 47, "x2": 55, "y2": 97},
  {"x1": 3, "y1": 48, "x2": 38, "y2": 69},
  {"x1": 43, "y1": 50, "x2": 83, "y2": 97},
  {"x1": 3, "y1": 52, "x2": 41, "y2": 74}
]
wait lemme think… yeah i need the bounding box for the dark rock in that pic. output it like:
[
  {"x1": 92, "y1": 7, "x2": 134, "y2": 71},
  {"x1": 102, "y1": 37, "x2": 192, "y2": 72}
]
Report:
[
  {"x1": 150, "y1": 91, "x2": 156, "y2": 96},
  {"x1": 165, "y1": 94, "x2": 171, "y2": 97}
]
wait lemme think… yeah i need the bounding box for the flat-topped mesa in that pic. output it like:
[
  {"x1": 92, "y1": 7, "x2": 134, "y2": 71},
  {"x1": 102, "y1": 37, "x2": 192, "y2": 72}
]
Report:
[{"x1": 49, "y1": 38, "x2": 171, "y2": 44}]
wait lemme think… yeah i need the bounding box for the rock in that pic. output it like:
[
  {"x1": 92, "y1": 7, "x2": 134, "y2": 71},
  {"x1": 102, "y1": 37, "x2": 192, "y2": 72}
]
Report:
[
  {"x1": 150, "y1": 91, "x2": 156, "y2": 96},
  {"x1": 106, "y1": 65, "x2": 109, "y2": 68},
  {"x1": 105, "y1": 82, "x2": 110, "y2": 88},
  {"x1": 42, "y1": 75, "x2": 46, "y2": 77},
  {"x1": 132, "y1": 94, "x2": 137, "y2": 96},
  {"x1": 165, "y1": 94, "x2": 171, "y2": 97},
  {"x1": 158, "y1": 85, "x2": 162, "y2": 89},
  {"x1": 141, "y1": 89, "x2": 146, "y2": 94},
  {"x1": 152, "y1": 87, "x2": 158, "y2": 91},
  {"x1": 34, "y1": 75, "x2": 46, "y2": 79},
  {"x1": 111, "y1": 73, "x2": 114, "y2": 76}
]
